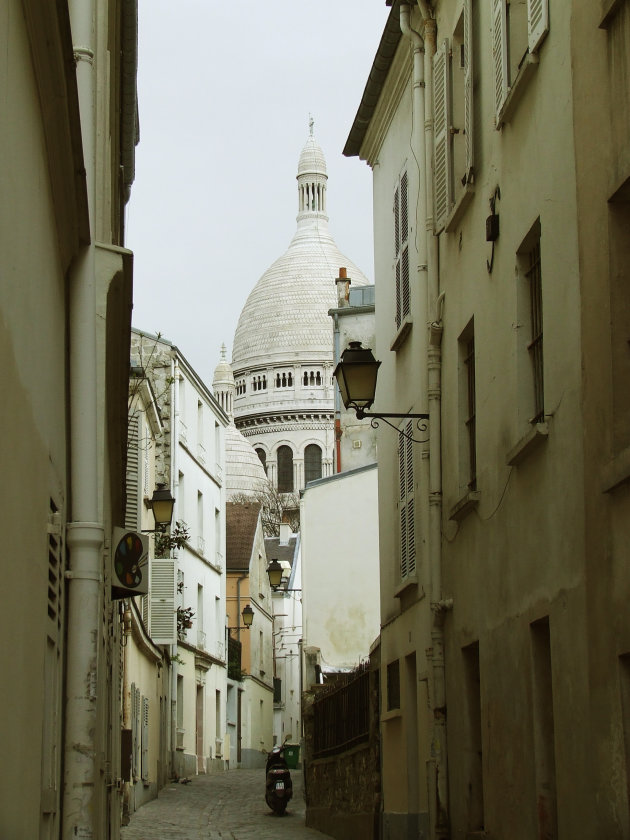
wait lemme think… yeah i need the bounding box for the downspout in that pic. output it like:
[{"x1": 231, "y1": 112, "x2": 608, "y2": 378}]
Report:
[
  {"x1": 170, "y1": 353, "x2": 179, "y2": 773},
  {"x1": 63, "y1": 1, "x2": 103, "y2": 838},
  {"x1": 122, "y1": 603, "x2": 133, "y2": 822},
  {"x1": 417, "y1": 4, "x2": 451, "y2": 838},
  {"x1": 332, "y1": 311, "x2": 342, "y2": 472}
]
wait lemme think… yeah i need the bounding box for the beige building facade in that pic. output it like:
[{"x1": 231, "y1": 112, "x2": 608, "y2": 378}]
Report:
[
  {"x1": 1, "y1": 0, "x2": 138, "y2": 837},
  {"x1": 346, "y1": 0, "x2": 630, "y2": 838}
]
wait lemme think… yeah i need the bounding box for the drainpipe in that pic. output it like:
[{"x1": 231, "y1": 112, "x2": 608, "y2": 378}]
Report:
[
  {"x1": 170, "y1": 353, "x2": 179, "y2": 772},
  {"x1": 417, "y1": 4, "x2": 450, "y2": 838},
  {"x1": 122, "y1": 603, "x2": 133, "y2": 822},
  {"x1": 63, "y1": 0, "x2": 103, "y2": 837},
  {"x1": 332, "y1": 312, "x2": 342, "y2": 472}
]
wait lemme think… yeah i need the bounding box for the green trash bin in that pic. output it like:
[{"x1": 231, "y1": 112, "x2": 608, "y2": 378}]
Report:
[{"x1": 283, "y1": 744, "x2": 300, "y2": 769}]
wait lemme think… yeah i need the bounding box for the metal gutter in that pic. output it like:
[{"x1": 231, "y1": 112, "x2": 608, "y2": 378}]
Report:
[{"x1": 343, "y1": 1, "x2": 403, "y2": 158}]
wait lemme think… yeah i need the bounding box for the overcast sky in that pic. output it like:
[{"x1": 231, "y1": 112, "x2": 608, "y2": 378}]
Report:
[{"x1": 126, "y1": 1, "x2": 389, "y2": 386}]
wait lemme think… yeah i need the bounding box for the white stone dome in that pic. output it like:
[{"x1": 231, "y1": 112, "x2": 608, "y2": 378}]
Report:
[
  {"x1": 224, "y1": 424, "x2": 269, "y2": 499},
  {"x1": 232, "y1": 125, "x2": 369, "y2": 369}
]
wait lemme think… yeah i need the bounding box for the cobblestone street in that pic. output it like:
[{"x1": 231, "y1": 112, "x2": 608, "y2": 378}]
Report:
[{"x1": 120, "y1": 768, "x2": 334, "y2": 840}]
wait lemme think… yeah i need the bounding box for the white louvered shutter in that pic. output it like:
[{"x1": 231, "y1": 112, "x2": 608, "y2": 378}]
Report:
[
  {"x1": 528, "y1": 0, "x2": 549, "y2": 53},
  {"x1": 141, "y1": 697, "x2": 149, "y2": 781},
  {"x1": 463, "y1": 0, "x2": 474, "y2": 181},
  {"x1": 492, "y1": 0, "x2": 508, "y2": 124},
  {"x1": 400, "y1": 171, "x2": 410, "y2": 322},
  {"x1": 150, "y1": 559, "x2": 177, "y2": 644},
  {"x1": 433, "y1": 40, "x2": 452, "y2": 229},
  {"x1": 125, "y1": 413, "x2": 140, "y2": 529}
]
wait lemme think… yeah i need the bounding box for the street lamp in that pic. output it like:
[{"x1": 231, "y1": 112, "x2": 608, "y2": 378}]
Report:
[
  {"x1": 266, "y1": 559, "x2": 301, "y2": 593},
  {"x1": 148, "y1": 483, "x2": 175, "y2": 529},
  {"x1": 228, "y1": 604, "x2": 255, "y2": 631},
  {"x1": 333, "y1": 341, "x2": 429, "y2": 442}
]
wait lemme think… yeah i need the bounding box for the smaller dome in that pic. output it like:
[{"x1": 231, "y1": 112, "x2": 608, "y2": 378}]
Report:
[
  {"x1": 212, "y1": 343, "x2": 234, "y2": 389},
  {"x1": 225, "y1": 424, "x2": 269, "y2": 499},
  {"x1": 297, "y1": 119, "x2": 327, "y2": 177}
]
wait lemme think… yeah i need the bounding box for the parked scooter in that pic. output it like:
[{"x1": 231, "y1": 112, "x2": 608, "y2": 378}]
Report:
[{"x1": 265, "y1": 735, "x2": 293, "y2": 815}]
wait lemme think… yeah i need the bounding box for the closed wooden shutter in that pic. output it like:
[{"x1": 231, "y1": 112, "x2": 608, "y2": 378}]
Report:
[
  {"x1": 528, "y1": 0, "x2": 549, "y2": 52},
  {"x1": 150, "y1": 559, "x2": 177, "y2": 644},
  {"x1": 394, "y1": 172, "x2": 410, "y2": 327},
  {"x1": 399, "y1": 422, "x2": 415, "y2": 579},
  {"x1": 433, "y1": 40, "x2": 452, "y2": 229},
  {"x1": 463, "y1": 0, "x2": 474, "y2": 181},
  {"x1": 492, "y1": 0, "x2": 508, "y2": 123}
]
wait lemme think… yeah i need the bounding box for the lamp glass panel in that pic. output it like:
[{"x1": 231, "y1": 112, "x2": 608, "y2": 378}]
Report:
[{"x1": 152, "y1": 498, "x2": 174, "y2": 526}]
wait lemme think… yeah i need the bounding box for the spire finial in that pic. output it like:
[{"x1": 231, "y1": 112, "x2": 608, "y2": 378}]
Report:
[
  {"x1": 309, "y1": 114, "x2": 314, "y2": 136},
  {"x1": 220, "y1": 342, "x2": 227, "y2": 362}
]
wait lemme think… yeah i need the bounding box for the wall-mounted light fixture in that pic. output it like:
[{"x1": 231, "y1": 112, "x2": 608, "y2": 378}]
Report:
[
  {"x1": 147, "y1": 483, "x2": 176, "y2": 530},
  {"x1": 333, "y1": 342, "x2": 429, "y2": 442},
  {"x1": 267, "y1": 559, "x2": 301, "y2": 593},
  {"x1": 228, "y1": 604, "x2": 255, "y2": 631}
]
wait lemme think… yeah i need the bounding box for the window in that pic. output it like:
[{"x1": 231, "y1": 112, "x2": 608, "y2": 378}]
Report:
[
  {"x1": 387, "y1": 659, "x2": 401, "y2": 711},
  {"x1": 433, "y1": 0, "x2": 474, "y2": 230},
  {"x1": 277, "y1": 446, "x2": 294, "y2": 493},
  {"x1": 530, "y1": 618, "x2": 557, "y2": 839},
  {"x1": 493, "y1": 0, "x2": 549, "y2": 125},
  {"x1": 394, "y1": 170, "x2": 410, "y2": 329},
  {"x1": 304, "y1": 444, "x2": 322, "y2": 485},
  {"x1": 255, "y1": 448, "x2": 267, "y2": 474},
  {"x1": 459, "y1": 321, "x2": 477, "y2": 490},
  {"x1": 517, "y1": 220, "x2": 544, "y2": 425},
  {"x1": 463, "y1": 642, "x2": 484, "y2": 832},
  {"x1": 399, "y1": 422, "x2": 416, "y2": 579}
]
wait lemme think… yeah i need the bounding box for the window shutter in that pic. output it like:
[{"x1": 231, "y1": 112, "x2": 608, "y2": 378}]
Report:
[
  {"x1": 404, "y1": 422, "x2": 415, "y2": 576},
  {"x1": 399, "y1": 423, "x2": 415, "y2": 579},
  {"x1": 492, "y1": 0, "x2": 508, "y2": 124},
  {"x1": 528, "y1": 0, "x2": 549, "y2": 53},
  {"x1": 463, "y1": 0, "x2": 474, "y2": 180},
  {"x1": 141, "y1": 697, "x2": 149, "y2": 781},
  {"x1": 125, "y1": 413, "x2": 140, "y2": 529},
  {"x1": 150, "y1": 559, "x2": 177, "y2": 644},
  {"x1": 433, "y1": 39, "x2": 452, "y2": 229},
  {"x1": 394, "y1": 186, "x2": 400, "y2": 258}
]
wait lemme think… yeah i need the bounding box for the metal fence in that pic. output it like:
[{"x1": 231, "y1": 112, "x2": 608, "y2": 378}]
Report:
[{"x1": 312, "y1": 663, "x2": 371, "y2": 759}]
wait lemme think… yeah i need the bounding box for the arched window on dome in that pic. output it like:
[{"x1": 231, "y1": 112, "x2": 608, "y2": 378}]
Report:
[
  {"x1": 255, "y1": 448, "x2": 267, "y2": 475},
  {"x1": 288, "y1": 372, "x2": 293, "y2": 387},
  {"x1": 277, "y1": 446, "x2": 294, "y2": 493},
  {"x1": 282, "y1": 373, "x2": 287, "y2": 387},
  {"x1": 309, "y1": 371, "x2": 315, "y2": 386},
  {"x1": 304, "y1": 444, "x2": 322, "y2": 485},
  {"x1": 276, "y1": 374, "x2": 281, "y2": 388},
  {"x1": 262, "y1": 375, "x2": 267, "y2": 389},
  {"x1": 316, "y1": 371, "x2": 322, "y2": 386},
  {"x1": 303, "y1": 372, "x2": 308, "y2": 386}
]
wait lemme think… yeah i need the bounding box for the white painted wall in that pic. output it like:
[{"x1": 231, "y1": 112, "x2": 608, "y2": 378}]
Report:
[{"x1": 300, "y1": 464, "x2": 380, "y2": 671}]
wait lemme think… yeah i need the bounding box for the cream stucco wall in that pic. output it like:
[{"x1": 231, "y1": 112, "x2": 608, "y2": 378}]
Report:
[{"x1": 301, "y1": 464, "x2": 380, "y2": 672}]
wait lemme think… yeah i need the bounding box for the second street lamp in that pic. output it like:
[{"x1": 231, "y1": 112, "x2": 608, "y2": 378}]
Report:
[{"x1": 333, "y1": 341, "x2": 429, "y2": 443}]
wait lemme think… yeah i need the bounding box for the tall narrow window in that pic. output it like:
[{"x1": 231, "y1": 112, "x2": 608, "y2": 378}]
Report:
[
  {"x1": 277, "y1": 446, "x2": 294, "y2": 493},
  {"x1": 530, "y1": 618, "x2": 557, "y2": 839},
  {"x1": 463, "y1": 641, "x2": 484, "y2": 832},
  {"x1": 304, "y1": 444, "x2": 322, "y2": 485},
  {"x1": 386, "y1": 659, "x2": 401, "y2": 711},
  {"x1": 255, "y1": 448, "x2": 267, "y2": 474},
  {"x1": 517, "y1": 219, "x2": 544, "y2": 426},
  {"x1": 399, "y1": 421, "x2": 415, "y2": 579},
  {"x1": 394, "y1": 170, "x2": 410, "y2": 329},
  {"x1": 459, "y1": 321, "x2": 476, "y2": 490}
]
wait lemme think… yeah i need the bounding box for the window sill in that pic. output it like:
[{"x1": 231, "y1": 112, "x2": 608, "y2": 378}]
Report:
[
  {"x1": 394, "y1": 576, "x2": 425, "y2": 600},
  {"x1": 449, "y1": 490, "x2": 480, "y2": 522},
  {"x1": 390, "y1": 316, "x2": 413, "y2": 352},
  {"x1": 496, "y1": 52, "x2": 539, "y2": 129},
  {"x1": 444, "y1": 184, "x2": 475, "y2": 233},
  {"x1": 381, "y1": 708, "x2": 402, "y2": 722},
  {"x1": 506, "y1": 422, "x2": 549, "y2": 466},
  {"x1": 602, "y1": 444, "x2": 630, "y2": 492}
]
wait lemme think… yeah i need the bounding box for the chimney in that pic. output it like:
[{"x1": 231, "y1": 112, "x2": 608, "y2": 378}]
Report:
[
  {"x1": 335, "y1": 267, "x2": 351, "y2": 307},
  {"x1": 279, "y1": 522, "x2": 291, "y2": 545}
]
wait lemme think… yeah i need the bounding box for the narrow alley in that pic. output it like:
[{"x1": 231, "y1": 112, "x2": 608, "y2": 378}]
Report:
[{"x1": 120, "y1": 768, "x2": 334, "y2": 840}]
